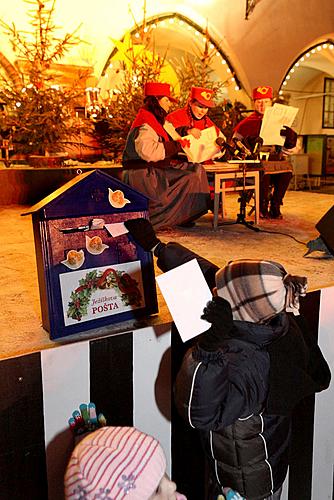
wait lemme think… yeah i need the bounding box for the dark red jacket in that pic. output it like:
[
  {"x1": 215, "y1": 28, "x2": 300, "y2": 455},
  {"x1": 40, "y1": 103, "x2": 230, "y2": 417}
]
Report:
[{"x1": 167, "y1": 105, "x2": 220, "y2": 135}]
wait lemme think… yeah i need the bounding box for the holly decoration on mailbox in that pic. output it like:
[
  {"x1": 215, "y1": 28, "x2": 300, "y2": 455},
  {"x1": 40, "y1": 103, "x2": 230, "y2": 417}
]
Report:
[{"x1": 67, "y1": 268, "x2": 142, "y2": 321}]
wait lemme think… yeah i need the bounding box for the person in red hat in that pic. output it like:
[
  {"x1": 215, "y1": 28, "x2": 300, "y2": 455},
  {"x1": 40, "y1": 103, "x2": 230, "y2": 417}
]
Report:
[
  {"x1": 165, "y1": 87, "x2": 226, "y2": 211},
  {"x1": 166, "y1": 86, "x2": 224, "y2": 141},
  {"x1": 233, "y1": 86, "x2": 297, "y2": 219},
  {"x1": 122, "y1": 82, "x2": 210, "y2": 229}
]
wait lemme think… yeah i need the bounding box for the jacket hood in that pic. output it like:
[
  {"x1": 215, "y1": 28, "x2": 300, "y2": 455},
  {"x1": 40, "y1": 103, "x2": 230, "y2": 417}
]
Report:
[{"x1": 233, "y1": 312, "x2": 289, "y2": 348}]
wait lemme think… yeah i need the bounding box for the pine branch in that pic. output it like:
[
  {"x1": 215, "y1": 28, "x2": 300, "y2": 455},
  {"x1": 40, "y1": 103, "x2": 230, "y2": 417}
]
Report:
[{"x1": 0, "y1": 0, "x2": 90, "y2": 156}]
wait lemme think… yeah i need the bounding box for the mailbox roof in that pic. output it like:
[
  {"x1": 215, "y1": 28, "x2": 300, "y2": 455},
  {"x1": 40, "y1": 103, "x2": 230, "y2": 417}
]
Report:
[{"x1": 22, "y1": 169, "x2": 149, "y2": 218}]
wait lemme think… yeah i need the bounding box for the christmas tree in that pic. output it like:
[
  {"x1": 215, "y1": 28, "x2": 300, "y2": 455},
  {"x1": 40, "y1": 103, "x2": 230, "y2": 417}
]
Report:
[
  {"x1": 0, "y1": 0, "x2": 92, "y2": 158},
  {"x1": 171, "y1": 28, "x2": 229, "y2": 107},
  {"x1": 171, "y1": 29, "x2": 247, "y2": 140},
  {"x1": 95, "y1": 18, "x2": 247, "y2": 159},
  {"x1": 95, "y1": 26, "x2": 169, "y2": 161},
  {"x1": 209, "y1": 99, "x2": 247, "y2": 141}
]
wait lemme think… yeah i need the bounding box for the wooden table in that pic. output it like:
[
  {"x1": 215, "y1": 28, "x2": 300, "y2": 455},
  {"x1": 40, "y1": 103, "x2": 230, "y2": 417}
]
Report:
[
  {"x1": 261, "y1": 160, "x2": 293, "y2": 174},
  {"x1": 205, "y1": 161, "x2": 260, "y2": 230}
]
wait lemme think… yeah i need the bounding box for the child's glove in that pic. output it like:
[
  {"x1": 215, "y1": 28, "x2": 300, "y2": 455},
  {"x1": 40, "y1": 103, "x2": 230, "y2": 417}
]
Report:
[
  {"x1": 124, "y1": 218, "x2": 161, "y2": 252},
  {"x1": 68, "y1": 402, "x2": 107, "y2": 438},
  {"x1": 223, "y1": 488, "x2": 245, "y2": 500},
  {"x1": 198, "y1": 296, "x2": 234, "y2": 352}
]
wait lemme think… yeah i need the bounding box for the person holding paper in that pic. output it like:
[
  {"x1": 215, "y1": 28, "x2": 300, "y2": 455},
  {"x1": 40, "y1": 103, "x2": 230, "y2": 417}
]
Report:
[
  {"x1": 173, "y1": 260, "x2": 330, "y2": 500},
  {"x1": 123, "y1": 218, "x2": 331, "y2": 500},
  {"x1": 166, "y1": 87, "x2": 226, "y2": 205},
  {"x1": 233, "y1": 86, "x2": 297, "y2": 219},
  {"x1": 165, "y1": 86, "x2": 223, "y2": 141},
  {"x1": 122, "y1": 82, "x2": 210, "y2": 229}
]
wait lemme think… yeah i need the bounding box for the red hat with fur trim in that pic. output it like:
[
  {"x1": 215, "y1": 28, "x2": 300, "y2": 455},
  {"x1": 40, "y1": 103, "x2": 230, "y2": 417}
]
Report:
[
  {"x1": 190, "y1": 87, "x2": 215, "y2": 108},
  {"x1": 252, "y1": 86, "x2": 273, "y2": 100},
  {"x1": 144, "y1": 82, "x2": 178, "y2": 103}
]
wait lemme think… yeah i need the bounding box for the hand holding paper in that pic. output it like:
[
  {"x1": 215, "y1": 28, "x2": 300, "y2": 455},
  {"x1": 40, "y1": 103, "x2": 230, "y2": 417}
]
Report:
[
  {"x1": 156, "y1": 259, "x2": 212, "y2": 342},
  {"x1": 197, "y1": 296, "x2": 235, "y2": 351},
  {"x1": 260, "y1": 103, "x2": 298, "y2": 146},
  {"x1": 179, "y1": 126, "x2": 222, "y2": 163}
]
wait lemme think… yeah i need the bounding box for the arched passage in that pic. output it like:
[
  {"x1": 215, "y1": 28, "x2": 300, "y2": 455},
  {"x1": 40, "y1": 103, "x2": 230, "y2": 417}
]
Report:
[{"x1": 98, "y1": 12, "x2": 247, "y2": 105}]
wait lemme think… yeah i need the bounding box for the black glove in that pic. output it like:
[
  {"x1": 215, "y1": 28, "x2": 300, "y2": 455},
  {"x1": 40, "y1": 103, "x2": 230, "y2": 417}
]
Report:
[
  {"x1": 280, "y1": 126, "x2": 297, "y2": 149},
  {"x1": 197, "y1": 296, "x2": 235, "y2": 352},
  {"x1": 163, "y1": 139, "x2": 182, "y2": 157},
  {"x1": 124, "y1": 218, "x2": 161, "y2": 252}
]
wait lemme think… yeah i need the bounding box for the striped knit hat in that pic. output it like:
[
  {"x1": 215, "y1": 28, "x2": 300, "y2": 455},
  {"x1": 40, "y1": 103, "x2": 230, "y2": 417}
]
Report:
[
  {"x1": 64, "y1": 426, "x2": 166, "y2": 499},
  {"x1": 215, "y1": 259, "x2": 307, "y2": 324}
]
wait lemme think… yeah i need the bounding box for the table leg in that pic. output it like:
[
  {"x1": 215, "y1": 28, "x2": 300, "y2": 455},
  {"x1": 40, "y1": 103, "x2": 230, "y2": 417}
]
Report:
[
  {"x1": 254, "y1": 171, "x2": 259, "y2": 225},
  {"x1": 213, "y1": 191, "x2": 220, "y2": 230},
  {"x1": 213, "y1": 174, "x2": 221, "y2": 230},
  {"x1": 221, "y1": 180, "x2": 228, "y2": 220}
]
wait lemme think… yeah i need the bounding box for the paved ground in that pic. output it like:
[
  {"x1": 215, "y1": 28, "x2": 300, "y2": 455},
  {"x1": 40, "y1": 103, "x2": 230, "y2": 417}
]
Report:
[
  {"x1": 155, "y1": 189, "x2": 334, "y2": 290},
  {"x1": 0, "y1": 188, "x2": 333, "y2": 358}
]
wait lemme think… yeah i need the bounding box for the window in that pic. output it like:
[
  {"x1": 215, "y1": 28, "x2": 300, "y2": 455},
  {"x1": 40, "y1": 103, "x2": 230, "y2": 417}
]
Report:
[{"x1": 323, "y1": 78, "x2": 334, "y2": 128}]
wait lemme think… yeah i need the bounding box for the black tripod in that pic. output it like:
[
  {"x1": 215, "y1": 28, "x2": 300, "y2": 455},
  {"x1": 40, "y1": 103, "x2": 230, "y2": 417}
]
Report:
[{"x1": 227, "y1": 160, "x2": 260, "y2": 232}]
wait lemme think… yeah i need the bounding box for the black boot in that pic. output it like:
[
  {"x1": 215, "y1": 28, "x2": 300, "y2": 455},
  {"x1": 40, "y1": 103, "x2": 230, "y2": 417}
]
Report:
[
  {"x1": 260, "y1": 202, "x2": 269, "y2": 219},
  {"x1": 269, "y1": 202, "x2": 283, "y2": 219}
]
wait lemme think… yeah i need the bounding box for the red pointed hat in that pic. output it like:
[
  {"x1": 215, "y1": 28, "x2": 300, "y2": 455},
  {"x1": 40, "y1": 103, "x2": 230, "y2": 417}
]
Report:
[
  {"x1": 190, "y1": 86, "x2": 215, "y2": 107},
  {"x1": 252, "y1": 86, "x2": 273, "y2": 100},
  {"x1": 144, "y1": 82, "x2": 178, "y2": 103}
]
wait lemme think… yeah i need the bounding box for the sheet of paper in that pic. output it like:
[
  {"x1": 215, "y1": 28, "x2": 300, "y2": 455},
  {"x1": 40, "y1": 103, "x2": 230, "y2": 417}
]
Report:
[
  {"x1": 163, "y1": 120, "x2": 182, "y2": 140},
  {"x1": 104, "y1": 222, "x2": 128, "y2": 237},
  {"x1": 181, "y1": 126, "x2": 221, "y2": 163},
  {"x1": 260, "y1": 103, "x2": 299, "y2": 146},
  {"x1": 156, "y1": 259, "x2": 212, "y2": 342}
]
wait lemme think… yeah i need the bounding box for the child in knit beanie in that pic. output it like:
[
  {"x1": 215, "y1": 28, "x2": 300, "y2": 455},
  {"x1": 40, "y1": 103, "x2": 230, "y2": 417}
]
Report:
[{"x1": 64, "y1": 426, "x2": 187, "y2": 499}]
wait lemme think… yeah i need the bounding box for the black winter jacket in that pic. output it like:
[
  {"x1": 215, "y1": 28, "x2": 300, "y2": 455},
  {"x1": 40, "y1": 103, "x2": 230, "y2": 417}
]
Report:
[
  {"x1": 174, "y1": 316, "x2": 292, "y2": 499},
  {"x1": 155, "y1": 241, "x2": 331, "y2": 500}
]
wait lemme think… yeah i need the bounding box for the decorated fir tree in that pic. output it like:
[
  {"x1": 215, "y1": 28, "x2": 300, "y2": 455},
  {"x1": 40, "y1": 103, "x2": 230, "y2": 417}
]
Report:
[
  {"x1": 96, "y1": 20, "x2": 248, "y2": 158},
  {"x1": 95, "y1": 27, "x2": 169, "y2": 161},
  {"x1": 0, "y1": 0, "x2": 92, "y2": 158},
  {"x1": 171, "y1": 30, "x2": 247, "y2": 140},
  {"x1": 209, "y1": 99, "x2": 247, "y2": 141},
  {"x1": 170, "y1": 29, "x2": 229, "y2": 107}
]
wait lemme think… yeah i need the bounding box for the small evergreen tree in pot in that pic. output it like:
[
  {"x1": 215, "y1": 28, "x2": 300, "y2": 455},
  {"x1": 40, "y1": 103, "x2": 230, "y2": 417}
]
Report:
[{"x1": 0, "y1": 0, "x2": 93, "y2": 162}]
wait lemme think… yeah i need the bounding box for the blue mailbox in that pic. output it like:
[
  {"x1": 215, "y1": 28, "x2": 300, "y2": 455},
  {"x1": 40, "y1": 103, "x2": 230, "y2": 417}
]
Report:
[{"x1": 23, "y1": 169, "x2": 158, "y2": 339}]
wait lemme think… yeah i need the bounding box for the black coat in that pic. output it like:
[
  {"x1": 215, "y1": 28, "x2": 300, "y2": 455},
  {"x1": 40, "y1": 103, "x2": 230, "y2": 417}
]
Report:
[
  {"x1": 174, "y1": 314, "x2": 316, "y2": 499},
  {"x1": 155, "y1": 241, "x2": 331, "y2": 499}
]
